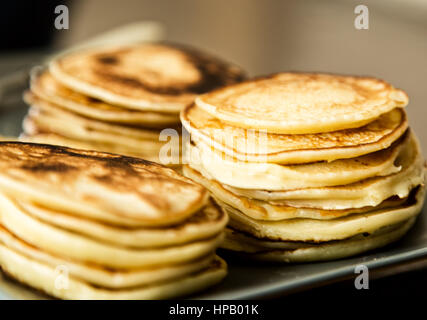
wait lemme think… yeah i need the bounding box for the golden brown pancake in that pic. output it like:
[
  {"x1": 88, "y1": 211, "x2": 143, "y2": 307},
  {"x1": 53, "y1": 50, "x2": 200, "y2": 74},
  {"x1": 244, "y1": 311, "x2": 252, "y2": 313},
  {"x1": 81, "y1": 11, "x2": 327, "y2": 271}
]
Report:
[
  {"x1": 181, "y1": 104, "x2": 408, "y2": 163},
  {"x1": 19, "y1": 131, "x2": 164, "y2": 164},
  {"x1": 221, "y1": 185, "x2": 424, "y2": 242},
  {"x1": 23, "y1": 102, "x2": 165, "y2": 153},
  {"x1": 187, "y1": 132, "x2": 407, "y2": 191},
  {"x1": 18, "y1": 198, "x2": 228, "y2": 249},
  {"x1": 183, "y1": 164, "x2": 410, "y2": 221},
  {"x1": 30, "y1": 70, "x2": 180, "y2": 126},
  {"x1": 23, "y1": 91, "x2": 184, "y2": 166},
  {"x1": 0, "y1": 223, "x2": 216, "y2": 289},
  {"x1": 0, "y1": 142, "x2": 208, "y2": 227},
  {"x1": 196, "y1": 72, "x2": 408, "y2": 134},
  {"x1": 0, "y1": 244, "x2": 227, "y2": 299},
  {"x1": 223, "y1": 130, "x2": 424, "y2": 210},
  {"x1": 0, "y1": 188, "x2": 224, "y2": 268},
  {"x1": 221, "y1": 218, "x2": 416, "y2": 262},
  {"x1": 50, "y1": 44, "x2": 246, "y2": 112}
]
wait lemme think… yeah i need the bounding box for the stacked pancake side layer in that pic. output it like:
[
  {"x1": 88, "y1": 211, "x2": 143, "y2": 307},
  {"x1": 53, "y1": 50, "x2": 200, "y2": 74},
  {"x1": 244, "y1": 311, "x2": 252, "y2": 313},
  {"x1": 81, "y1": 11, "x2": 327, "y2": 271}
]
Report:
[
  {"x1": 181, "y1": 72, "x2": 425, "y2": 262},
  {"x1": 22, "y1": 44, "x2": 245, "y2": 166},
  {"x1": 0, "y1": 142, "x2": 228, "y2": 299}
]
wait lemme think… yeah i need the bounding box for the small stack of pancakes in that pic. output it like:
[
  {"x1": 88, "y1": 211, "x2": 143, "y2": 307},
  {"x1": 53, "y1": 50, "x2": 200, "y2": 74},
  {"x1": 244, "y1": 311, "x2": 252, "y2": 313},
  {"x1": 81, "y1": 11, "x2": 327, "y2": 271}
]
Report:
[
  {"x1": 0, "y1": 142, "x2": 228, "y2": 299},
  {"x1": 182, "y1": 72, "x2": 425, "y2": 262},
  {"x1": 22, "y1": 44, "x2": 245, "y2": 166}
]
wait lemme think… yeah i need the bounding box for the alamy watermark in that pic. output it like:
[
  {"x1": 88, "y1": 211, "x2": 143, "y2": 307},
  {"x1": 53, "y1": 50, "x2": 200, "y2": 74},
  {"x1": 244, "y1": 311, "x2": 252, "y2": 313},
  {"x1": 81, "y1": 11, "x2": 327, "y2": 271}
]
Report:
[
  {"x1": 354, "y1": 264, "x2": 369, "y2": 289},
  {"x1": 157, "y1": 125, "x2": 269, "y2": 166},
  {"x1": 354, "y1": 5, "x2": 369, "y2": 30},
  {"x1": 54, "y1": 5, "x2": 69, "y2": 30}
]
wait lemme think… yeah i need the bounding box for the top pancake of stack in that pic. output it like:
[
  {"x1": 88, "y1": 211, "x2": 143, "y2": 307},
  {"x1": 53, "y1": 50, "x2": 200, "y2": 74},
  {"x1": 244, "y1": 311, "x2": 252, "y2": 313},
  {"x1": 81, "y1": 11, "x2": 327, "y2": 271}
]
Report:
[
  {"x1": 0, "y1": 142, "x2": 208, "y2": 227},
  {"x1": 48, "y1": 43, "x2": 246, "y2": 115},
  {"x1": 182, "y1": 72, "x2": 409, "y2": 164}
]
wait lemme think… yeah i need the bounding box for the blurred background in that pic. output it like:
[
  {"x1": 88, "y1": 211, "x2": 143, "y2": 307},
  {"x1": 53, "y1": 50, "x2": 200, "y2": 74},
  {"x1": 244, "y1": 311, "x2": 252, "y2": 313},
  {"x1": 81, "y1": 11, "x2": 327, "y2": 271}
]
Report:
[{"x1": 0, "y1": 0, "x2": 426, "y2": 153}]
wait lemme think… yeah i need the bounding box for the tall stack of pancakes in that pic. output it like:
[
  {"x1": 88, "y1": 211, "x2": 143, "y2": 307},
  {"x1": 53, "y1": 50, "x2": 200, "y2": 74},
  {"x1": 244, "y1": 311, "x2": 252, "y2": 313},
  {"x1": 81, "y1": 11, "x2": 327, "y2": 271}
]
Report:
[
  {"x1": 22, "y1": 44, "x2": 245, "y2": 166},
  {"x1": 182, "y1": 73, "x2": 425, "y2": 262},
  {"x1": 0, "y1": 142, "x2": 228, "y2": 299}
]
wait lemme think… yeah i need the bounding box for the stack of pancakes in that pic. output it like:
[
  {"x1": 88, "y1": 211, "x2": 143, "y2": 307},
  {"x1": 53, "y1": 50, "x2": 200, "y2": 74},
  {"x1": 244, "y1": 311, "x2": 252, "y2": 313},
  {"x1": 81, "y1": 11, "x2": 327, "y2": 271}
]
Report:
[
  {"x1": 22, "y1": 44, "x2": 245, "y2": 166},
  {"x1": 0, "y1": 142, "x2": 228, "y2": 299},
  {"x1": 182, "y1": 72, "x2": 425, "y2": 262}
]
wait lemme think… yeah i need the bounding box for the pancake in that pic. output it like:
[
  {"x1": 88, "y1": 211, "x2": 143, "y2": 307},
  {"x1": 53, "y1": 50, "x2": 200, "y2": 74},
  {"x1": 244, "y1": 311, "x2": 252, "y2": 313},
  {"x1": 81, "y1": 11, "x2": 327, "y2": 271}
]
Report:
[
  {"x1": 18, "y1": 199, "x2": 227, "y2": 248},
  {"x1": 23, "y1": 105, "x2": 166, "y2": 154},
  {"x1": 50, "y1": 44, "x2": 246, "y2": 112},
  {"x1": 0, "y1": 225, "x2": 215, "y2": 289},
  {"x1": 24, "y1": 113, "x2": 164, "y2": 155},
  {"x1": 181, "y1": 104, "x2": 408, "y2": 164},
  {"x1": 222, "y1": 185, "x2": 424, "y2": 242},
  {"x1": 221, "y1": 218, "x2": 415, "y2": 262},
  {"x1": 24, "y1": 92, "x2": 163, "y2": 140},
  {"x1": 30, "y1": 70, "x2": 180, "y2": 126},
  {"x1": 0, "y1": 142, "x2": 207, "y2": 227},
  {"x1": 0, "y1": 245, "x2": 227, "y2": 299},
  {"x1": 184, "y1": 164, "x2": 410, "y2": 221},
  {"x1": 20, "y1": 132, "x2": 161, "y2": 163},
  {"x1": 224, "y1": 217, "x2": 408, "y2": 250},
  {"x1": 225, "y1": 131, "x2": 424, "y2": 209},
  {"x1": 187, "y1": 132, "x2": 408, "y2": 190},
  {"x1": 0, "y1": 189, "x2": 223, "y2": 268},
  {"x1": 196, "y1": 72, "x2": 408, "y2": 134}
]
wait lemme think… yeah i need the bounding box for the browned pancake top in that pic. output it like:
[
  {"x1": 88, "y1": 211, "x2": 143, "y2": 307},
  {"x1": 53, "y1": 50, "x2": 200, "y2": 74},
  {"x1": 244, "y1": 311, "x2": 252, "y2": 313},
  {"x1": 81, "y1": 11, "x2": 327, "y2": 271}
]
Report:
[
  {"x1": 50, "y1": 44, "x2": 246, "y2": 109},
  {"x1": 195, "y1": 72, "x2": 408, "y2": 134},
  {"x1": 182, "y1": 103, "x2": 408, "y2": 161},
  {"x1": 0, "y1": 142, "x2": 207, "y2": 223}
]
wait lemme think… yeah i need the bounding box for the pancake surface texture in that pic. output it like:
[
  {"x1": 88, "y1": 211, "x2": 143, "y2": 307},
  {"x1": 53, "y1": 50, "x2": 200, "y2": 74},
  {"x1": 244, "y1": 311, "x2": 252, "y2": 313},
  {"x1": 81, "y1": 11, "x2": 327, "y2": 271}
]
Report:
[
  {"x1": 224, "y1": 131, "x2": 424, "y2": 210},
  {"x1": 50, "y1": 44, "x2": 246, "y2": 112},
  {"x1": 22, "y1": 44, "x2": 246, "y2": 169},
  {"x1": 182, "y1": 104, "x2": 408, "y2": 163},
  {"x1": 20, "y1": 132, "x2": 162, "y2": 163},
  {"x1": 184, "y1": 164, "x2": 412, "y2": 221},
  {"x1": 0, "y1": 244, "x2": 227, "y2": 300},
  {"x1": 0, "y1": 142, "x2": 207, "y2": 226},
  {"x1": 222, "y1": 186, "x2": 424, "y2": 242},
  {"x1": 18, "y1": 198, "x2": 228, "y2": 248},
  {"x1": 0, "y1": 189, "x2": 223, "y2": 268},
  {"x1": 182, "y1": 71, "x2": 424, "y2": 263},
  {"x1": 30, "y1": 70, "x2": 180, "y2": 126},
  {"x1": 0, "y1": 142, "x2": 227, "y2": 299},
  {"x1": 187, "y1": 133, "x2": 406, "y2": 190},
  {"x1": 196, "y1": 73, "x2": 408, "y2": 134},
  {"x1": 23, "y1": 103, "x2": 165, "y2": 153},
  {"x1": 222, "y1": 218, "x2": 415, "y2": 263},
  {"x1": 0, "y1": 225, "x2": 215, "y2": 289}
]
